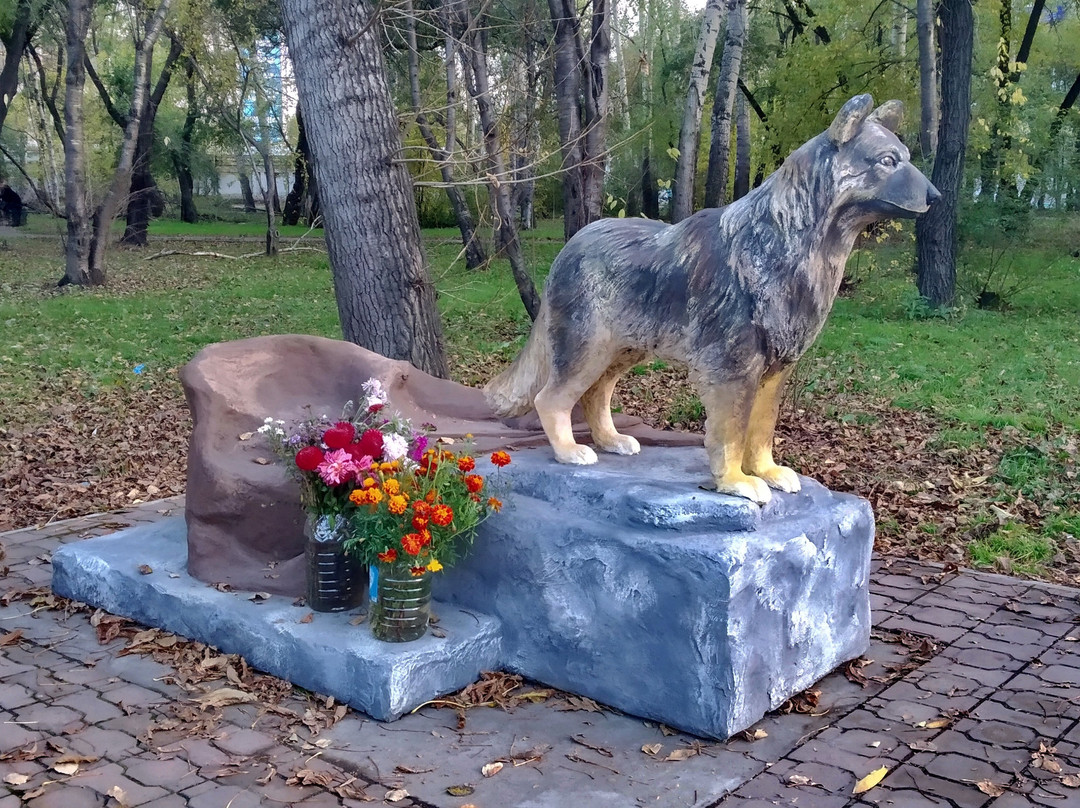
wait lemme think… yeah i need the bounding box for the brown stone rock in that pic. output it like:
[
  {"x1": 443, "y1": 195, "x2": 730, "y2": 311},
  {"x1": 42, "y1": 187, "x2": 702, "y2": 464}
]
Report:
[{"x1": 180, "y1": 335, "x2": 699, "y2": 595}]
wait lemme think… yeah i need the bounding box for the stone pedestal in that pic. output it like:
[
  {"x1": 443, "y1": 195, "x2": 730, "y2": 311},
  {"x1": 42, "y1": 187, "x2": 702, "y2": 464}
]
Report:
[{"x1": 53, "y1": 446, "x2": 873, "y2": 739}]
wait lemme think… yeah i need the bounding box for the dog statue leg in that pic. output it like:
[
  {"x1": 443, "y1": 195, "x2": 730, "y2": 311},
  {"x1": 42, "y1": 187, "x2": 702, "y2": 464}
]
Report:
[
  {"x1": 581, "y1": 358, "x2": 644, "y2": 456},
  {"x1": 535, "y1": 383, "x2": 599, "y2": 465},
  {"x1": 699, "y1": 380, "x2": 772, "y2": 505},
  {"x1": 743, "y1": 369, "x2": 801, "y2": 493}
]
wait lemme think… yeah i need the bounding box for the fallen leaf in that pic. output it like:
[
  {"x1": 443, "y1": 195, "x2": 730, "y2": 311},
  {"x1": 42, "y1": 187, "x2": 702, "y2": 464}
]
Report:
[
  {"x1": 137, "y1": 565, "x2": 153, "y2": 575},
  {"x1": 659, "y1": 724, "x2": 677, "y2": 736},
  {"x1": 299, "y1": 612, "x2": 313, "y2": 624},
  {"x1": 976, "y1": 780, "x2": 1005, "y2": 797},
  {"x1": 239, "y1": 432, "x2": 254, "y2": 441},
  {"x1": 384, "y1": 788, "x2": 409, "y2": 802},
  {"x1": 312, "y1": 738, "x2": 331, "y2": 749},
  {"x1": 482, "y1": 762, "x2": 504, "y2": 777},
  {"x1": 908, "y1": 740, "x2": 937, "y2": 752},
  {"x1": 350, "y1": 614, "x2": 366, "y2": 626},
  {"x1": 55, "y1": 754, "x2": 98, "y2": 765},
  {"x1": 1062, "y1": 774, "x2": 1080, "y2": 787},
  {"x1": 108, "y1": 784, "x2": 128, "y2": 805},
  {"x1": 0, "y1": 629, "x2": 24, "y2": 646},
  {"x1": 52, "y1": 762, "x2": 79, "y2": 776},
  {"x1": 641, "y1": 744, "x2": 662, "y2": 756},
  {"x1": 253, "y1": 456, "x2": 270, "y2": 465},
  {"x1": 446, "y1": 785, "x2": 474, "y2": 796},
  {"x1": 195, "y1": 687, "x2": 256, "y2": 710},
  {"x1": 248, "y1": 592, "x2": 271, "y2": 602},
  {"x1": 853, "y1": 766, "x2": 888, "y2": 794},
  {"x1": 788, "y1": 774, "x2": 813, "y2": 785},
  {"x1": 665, "y1": 748, "x2": 698, "y2": 762},
  {"x1": 3, "y1": 773, "x2": 28, "y2": 785}
]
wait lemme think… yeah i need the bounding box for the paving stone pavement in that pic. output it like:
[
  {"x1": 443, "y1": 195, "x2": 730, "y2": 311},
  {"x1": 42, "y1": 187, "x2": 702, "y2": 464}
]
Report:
[{"x1": 1, "y1": 499, "x2": 1079, "y2": 807}]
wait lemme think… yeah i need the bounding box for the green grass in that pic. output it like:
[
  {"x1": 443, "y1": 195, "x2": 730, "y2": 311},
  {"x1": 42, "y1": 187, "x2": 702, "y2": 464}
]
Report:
[{"x1": 969, "y1": 522, "x2": 1056, "y2": 576}]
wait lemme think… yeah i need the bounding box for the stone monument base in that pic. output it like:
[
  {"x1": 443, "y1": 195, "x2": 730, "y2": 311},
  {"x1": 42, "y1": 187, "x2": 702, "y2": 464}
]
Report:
[{"x1": 52, "y1": 446, "x2": 874, "y2": 739}]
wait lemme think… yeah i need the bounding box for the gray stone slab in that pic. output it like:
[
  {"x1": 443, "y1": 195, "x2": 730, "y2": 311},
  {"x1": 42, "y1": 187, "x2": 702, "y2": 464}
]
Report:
[
  {"x1": 50, "y1": 518, "x2": 504, "y2": 721},
  {"x1": 439, "y1": 446, "x2": 875, "y2": 740}
]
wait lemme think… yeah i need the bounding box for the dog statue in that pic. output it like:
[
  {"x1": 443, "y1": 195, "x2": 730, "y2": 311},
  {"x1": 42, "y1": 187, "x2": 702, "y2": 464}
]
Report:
[{"x1": 484, "y1": 94, "x2": 939, "y2": 504}]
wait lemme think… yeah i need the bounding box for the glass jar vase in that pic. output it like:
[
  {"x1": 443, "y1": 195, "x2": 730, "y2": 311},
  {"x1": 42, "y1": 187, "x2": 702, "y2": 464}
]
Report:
[
  {"x1": 370, "y1": 562, "x2": 431, "y2": 642},
  {"x1": 304, "y1": 514, "x2": 364, "y2": 612}
]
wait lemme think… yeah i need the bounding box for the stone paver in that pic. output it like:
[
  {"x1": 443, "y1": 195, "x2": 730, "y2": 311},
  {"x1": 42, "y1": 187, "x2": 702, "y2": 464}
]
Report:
[{"x1": 1, "y1": 500, "x2": 1080, "y2": 807}]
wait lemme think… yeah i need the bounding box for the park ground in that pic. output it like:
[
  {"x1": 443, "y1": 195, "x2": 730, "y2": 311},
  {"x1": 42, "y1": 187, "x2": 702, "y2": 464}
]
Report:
[{"x1": 0, "y1": 210, "x2": 1078, "y2": 585}]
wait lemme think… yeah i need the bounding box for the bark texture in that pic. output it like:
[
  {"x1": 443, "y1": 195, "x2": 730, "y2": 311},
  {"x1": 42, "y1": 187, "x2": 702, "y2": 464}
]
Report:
[
  {"x1": 280, "y1": 0, "x2": 449, "y2": 378},
  {"x1": 670, "y1": 0, "x2": 726, "y2": 223},
  {"x1": 915, "y1": 0, "x2": 937, "y2": 161},
  {"x1": 915, "y1": 0, "x2": 972, "y2": 308},
  {"x1": 703, "y1": 0, "x2": 748, "y2": 209},
  {"x1": 63, "y1": 0, "x2": 95, "y2": 285},
  {"x1": 733, "y1": 91, "x2": 750, "y2": 201},
  {"x1": 547, "y1": 0, "x2": 609, "y2": 240},
  {"x1": 282, "y1": 109, "x2": 318, "y2": 227}
]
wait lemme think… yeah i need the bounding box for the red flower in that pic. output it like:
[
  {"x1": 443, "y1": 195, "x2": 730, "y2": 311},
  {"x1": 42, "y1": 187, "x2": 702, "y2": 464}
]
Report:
[
  {"x1": 412, "y1": 501, "x2": 431, "y2": 518},
  {"x1": 368, "y1": 403, "x2": 385, "y2": 414},
  {"x1": 402, "y1": 532, "x2": 425, "y2": 556},
  {"x1": 412, "y1": 515, "x2": 429, "y2": 531},
  {"x1": 410, "y1": 566, "x2": 427, "y2": 577},
  {"x1": 464, "y1": 474, "x2": 484, "y2": 494},
  {"x1": 377, "y1": 549, "x2": 397, "y2": 563},
  {"x1": 490, "y1": 450, "x2": 511, "y2": 467},
  {"x1": 431, "y1": 504, "x2": 454, "y2": 527},
  {"x1": 356, "y1": 428, "x2": 384, "y2": 460},
  {"x1": 322, "y1": 421, "x2": 356, "y2": 450},
  {"x1": 295, "y1": 446, "x2": 324, "y2": 472},
  {"x1": 457, "y1": 456, "x2": 476, "y2": 472},
  {"x1": 345, "y1": 443, "x2": 373, "y2": 464}
]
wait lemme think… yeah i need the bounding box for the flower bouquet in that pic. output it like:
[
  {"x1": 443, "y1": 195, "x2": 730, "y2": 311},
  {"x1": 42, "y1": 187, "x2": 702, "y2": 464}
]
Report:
[
  {"x1": 346, "y1": 445, "x2": 512, "y2": 641},
  {"x1": 260, "y1": 379, "x2": 426, "y2": 612}
]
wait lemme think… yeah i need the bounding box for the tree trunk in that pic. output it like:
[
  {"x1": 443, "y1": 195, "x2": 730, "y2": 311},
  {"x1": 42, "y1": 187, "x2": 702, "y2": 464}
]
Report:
[
  {"x1": 547, "y1": 0, "x2": 609, "y2": 241},
  {"x1": 63, "y1": 0, "x2": 95, "y2": 286},
  {"x1": 452, "y1": 0, "x2": 541, "y2": 319},
  {"x1": 703, "y1": 0, "x2": 747, "y2": 209},
  {"x1": 670, "y1": 0, "x2": 726, "y2": 223},
  {"x1": 122, "y1": 34, "x2": 182, "y2": 246},
  {"x1": 916, "y1": 0, "x2": 937, "y2": 161},
  {"x1": 237, "y1": 155, "x2": 257, "y2": 212},
  {"x1": 280, "y1": 0, "x2": 448, "y2": 377},
  {"x1": 915, "y1": 0, "x2": 972, "y2": 309},
  {"x1": 0, "y1": 0, "x2": 34, "y2": 133},
  {"x1": 404, "y1": 2, "x2": 485, "y2": 269},
  {"x1": 283, "y1": 109, "x2": 313, "y2": 226},
  {"x1": 174, "y1": 58, "x2": 199, "y2": 223},
  {"x1": 733, "y1": 90, "x2": 750, "y2": 201},
  {"x1": 641, "y1": 147, "x2": 658, "y2": 219}
]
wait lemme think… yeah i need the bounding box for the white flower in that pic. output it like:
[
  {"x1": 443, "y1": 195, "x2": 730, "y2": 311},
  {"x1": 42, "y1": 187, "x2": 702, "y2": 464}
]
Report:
[
  {"x1": 264, "y1": 417, "x2": 275, "y2": 424},
  {"x1": 382, "y1": 432, "x2": 409, "y2": 461},
  {"x1": 362, "y1": 377, "x2": 389, "y2": 407},
  {"x1": 274, "y1": 428, "x2": 285, "y2": 437},
  {"x1": 257, "y1": 425, "x2": 271, "y2": 434},
  {"x1": 275, "y1": 419, "x2": 285, "y2": 426}
]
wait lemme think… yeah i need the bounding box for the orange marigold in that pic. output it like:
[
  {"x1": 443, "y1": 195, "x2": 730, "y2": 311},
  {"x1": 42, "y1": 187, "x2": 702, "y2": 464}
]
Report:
[
  {"x1": 383, "y1": 478, "x2": 401, "y2": 496},
  {"x1": 490, "y1": 450, "x2": 511, "y2": 467},
  {"x1": 368, "y1": 488, "x2": 385, "y2": 504},
  {"x1": 430, "y1": 504, "x2": 454, "y2": 527},
  {"x1": 420, "y1": 529, "x2": 432, "y2": 546},
  {"x1": 410, "y1": 565, "x2": 427, "y2": 577},
  {"x1": 464, "y1": 474, "x2": 484, "y2": 494},
  {"x1": 402, "y1": 532, "x2": 425, "y2": 556},
  {"x1": 425, "y1": 490, "x2": 438, "y2": 504},
  {"x1": 361, "y1": 476, "x2": 377, "y2": 489},
  {"x1": 412, "y1": 500, "x2": 431, "y2": 518},
  {"x1": 412, "y1": 515, "x2": 429, "y2": 531},
  {"x1": 487, "y1": 497, "x2": 503, "y2": 512},
  {"x1": 388, "y1": 494, "x2": 409, "y2": 515},
  {"x1": 377, "y1": 548, "x2": 397, "y2": 563},
  {"x1": 457, "y1": 456, "x2": 476, "y2": 472}
]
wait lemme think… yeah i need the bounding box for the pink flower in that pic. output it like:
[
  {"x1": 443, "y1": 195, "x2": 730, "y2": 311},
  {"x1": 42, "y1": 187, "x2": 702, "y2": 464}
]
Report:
[{"x1": 317, "y1": 449, "x2": 360, "y2": 486}]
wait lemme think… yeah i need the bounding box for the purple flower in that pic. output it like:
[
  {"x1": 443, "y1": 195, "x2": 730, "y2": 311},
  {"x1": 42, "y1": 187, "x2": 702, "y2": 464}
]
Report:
[
  {"x1": 408, "y1": 435, "x2": 430, "y2": 462},
  {"x1": 317, "y1": 449, "x2": 360, "y2": 486}
]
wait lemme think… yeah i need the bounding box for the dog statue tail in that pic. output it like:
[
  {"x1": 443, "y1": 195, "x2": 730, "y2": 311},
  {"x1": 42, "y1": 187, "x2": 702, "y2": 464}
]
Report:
[{"x1": 483, "y1": 305, "x2": 550, "y2": 418}]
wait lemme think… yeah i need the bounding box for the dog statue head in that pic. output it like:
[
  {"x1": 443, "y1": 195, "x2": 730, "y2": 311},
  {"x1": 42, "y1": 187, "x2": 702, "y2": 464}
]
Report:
[{"x1": 826, "y1": 94, "x2": 940, "y2": 221}]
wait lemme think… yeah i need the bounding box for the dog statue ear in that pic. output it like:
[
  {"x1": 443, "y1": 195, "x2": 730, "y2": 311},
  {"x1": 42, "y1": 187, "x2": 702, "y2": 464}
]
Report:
[
  {"x1": 828, "y1": 94, "x2": 875, "y2": 145},
  {"x1": 868, "y1": 100, "x2": 904, "y2": 133}
]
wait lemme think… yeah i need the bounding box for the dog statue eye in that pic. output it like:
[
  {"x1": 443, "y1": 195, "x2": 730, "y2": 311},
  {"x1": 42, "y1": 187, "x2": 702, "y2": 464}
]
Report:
[{"x1": 880, "y1": 155, "x2": 897, "y2": 168}]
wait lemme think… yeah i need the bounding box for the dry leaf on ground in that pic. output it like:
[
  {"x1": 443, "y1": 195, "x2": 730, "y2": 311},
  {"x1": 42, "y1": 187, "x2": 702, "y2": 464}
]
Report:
[{"x1": 853, "y1": 766, "x2": 888, "y2": 794}]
